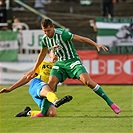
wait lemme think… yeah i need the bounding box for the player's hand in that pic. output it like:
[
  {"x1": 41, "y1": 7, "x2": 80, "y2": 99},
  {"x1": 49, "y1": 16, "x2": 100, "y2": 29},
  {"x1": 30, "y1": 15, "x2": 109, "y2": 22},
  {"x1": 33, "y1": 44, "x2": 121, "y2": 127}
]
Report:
[
  {"x1": 0, "y1": 88, "x2": 11, "y2": 94},
  {"x1": 96, "y1": 44, "x2": 108, "y2": 52}
]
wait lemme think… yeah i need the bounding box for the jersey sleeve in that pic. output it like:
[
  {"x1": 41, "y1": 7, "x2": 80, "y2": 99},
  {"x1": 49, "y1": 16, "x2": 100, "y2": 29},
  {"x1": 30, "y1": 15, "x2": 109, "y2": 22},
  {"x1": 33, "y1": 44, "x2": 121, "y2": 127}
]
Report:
[
  {"x1": 62, "y1": 29, "x2": 73, "y2": 41},
  {"x1": 35, "y1": 65, "x2": 40, "y2": 75},
  {"x1": 40, "y1": 36, "x2": 47, "y2": 48}
]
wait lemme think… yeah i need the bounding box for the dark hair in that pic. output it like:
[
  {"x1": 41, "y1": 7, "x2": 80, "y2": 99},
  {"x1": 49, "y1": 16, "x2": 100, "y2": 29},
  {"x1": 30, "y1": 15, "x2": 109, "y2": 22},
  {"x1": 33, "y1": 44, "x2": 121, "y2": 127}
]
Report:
[{"x1": 41, "y1": 19, "x2": 53, "y2": 28}]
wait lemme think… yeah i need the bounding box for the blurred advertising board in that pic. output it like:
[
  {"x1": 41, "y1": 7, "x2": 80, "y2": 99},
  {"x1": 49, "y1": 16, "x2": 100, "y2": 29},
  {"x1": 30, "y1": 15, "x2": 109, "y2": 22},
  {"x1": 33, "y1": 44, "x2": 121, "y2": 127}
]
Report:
[{"x1": 64, "y1": 51, "x2": 133, "y2": 85}]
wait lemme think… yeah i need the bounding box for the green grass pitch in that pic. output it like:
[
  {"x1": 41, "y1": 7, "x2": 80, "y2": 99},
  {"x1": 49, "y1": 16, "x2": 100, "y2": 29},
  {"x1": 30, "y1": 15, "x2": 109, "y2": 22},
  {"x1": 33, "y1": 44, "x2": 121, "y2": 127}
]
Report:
[{"x1": 0, "y1": 85, "x2": 132, "y2": 133}]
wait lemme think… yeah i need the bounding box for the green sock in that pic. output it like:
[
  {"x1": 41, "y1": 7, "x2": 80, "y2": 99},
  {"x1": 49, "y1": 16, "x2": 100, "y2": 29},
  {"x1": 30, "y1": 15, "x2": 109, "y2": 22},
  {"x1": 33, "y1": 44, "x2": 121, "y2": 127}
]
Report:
[
  {"x1": 93, "y1": 84, "x2": 113, "y2": 106},
  {"x1": 41, "y1": 98, "x2": 51, "y2": 116}
]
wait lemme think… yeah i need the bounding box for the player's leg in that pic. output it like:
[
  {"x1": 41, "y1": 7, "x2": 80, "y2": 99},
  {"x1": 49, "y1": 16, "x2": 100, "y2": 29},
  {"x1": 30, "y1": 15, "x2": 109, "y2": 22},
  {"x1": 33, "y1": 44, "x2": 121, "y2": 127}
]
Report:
[
  {"x1": 15, "y1": 96, "x2": 72, "y2": 117},
  {"x1": 40, "y1": 85, "x2": 73, "y2": 108},
  {"x1": 15, "y1": 97, "x2": 54, "y2": 118},
  {"x1": 31, "y1": 98, "x2": 52, "y2": 118},
  {"x1": 15, "y1": 96, "x2": 43, "y2": 117},
  {"x1": 15, "y1": 109, "x2": 42, "y2": 117},
  {"x1": 48, "y1": 62, "x2": 67, "y2": 91},
  {"x1": 29, "y1": 78, "x2": 72, "y2": 110},
  {"x1": 72, "y1": 63, "x2": 120, "y2": 114},
  {"x1": 79, "y1": 72, "x2": 120, "y2": 114},
  {"x1": 54, "y1": 95, "x2": 73, "y2": 108},
  {"x1": 47, "y1": 75, "x2": 59, "y2": 92},
  {"x1": 31, "y1": 105, "x2": 57, "y2": 118},
  {"x1": 46, "y1": 105, "x2": 57, "y2": 117},
  {"x1": 40, "y1": 84, "x2": 58, "y2": 104},
  {"x1": 15, "y1": 78, "x2": 72, "y2": 117},
  {"x1": 34, "y1": 78, "x2": 73, "y2": 108},
  {"x1": 29, "y1": 95, "x2": 72, "y2": 117},
  {"x1": 15, "y1": 102, "x2": 52, "y2": 118},
  {"x1": 48, "y1": 68, "x2": 73, "y2": 107},
  {"x1": 30, "y1": 111, "x2": 40, "y2": 117},
  {"x1": 29, "y1": 78, "x2": 58, "y2": 104},
  {"x1": 61, "y1": 59, "x2": 120, "y2": 114}
]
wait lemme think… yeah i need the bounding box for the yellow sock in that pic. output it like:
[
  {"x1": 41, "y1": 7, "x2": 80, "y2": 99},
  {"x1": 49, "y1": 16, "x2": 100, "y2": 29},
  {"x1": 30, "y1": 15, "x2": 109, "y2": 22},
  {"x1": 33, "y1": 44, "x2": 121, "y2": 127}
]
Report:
[
  {"x1": 46, "y1": 92, "x2": 58, "y2": 103},
  {"x1": 30, "y1": 111, "x2": 40, "y2": 117}
]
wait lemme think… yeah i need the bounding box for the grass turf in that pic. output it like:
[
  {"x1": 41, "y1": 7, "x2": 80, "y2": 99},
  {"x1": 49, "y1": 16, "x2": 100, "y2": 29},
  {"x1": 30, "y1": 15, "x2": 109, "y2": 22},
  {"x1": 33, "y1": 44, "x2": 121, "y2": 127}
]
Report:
[{"x1": 0, "y1": 85, "x2": 132, "y2": 133}]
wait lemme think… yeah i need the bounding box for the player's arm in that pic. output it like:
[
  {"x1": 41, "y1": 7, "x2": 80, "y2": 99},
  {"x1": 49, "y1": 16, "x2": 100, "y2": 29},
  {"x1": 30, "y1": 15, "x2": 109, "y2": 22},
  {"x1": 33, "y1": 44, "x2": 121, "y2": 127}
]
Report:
[
  {"x1": 72, "y1": 34, "x2": 108, "y2": 52},
  {"x1": 25, "y1": 48, "x2": 48, "y2": 79},
  {"x1": 0, "y1": 73, "x2": 36, "y2": 94}
]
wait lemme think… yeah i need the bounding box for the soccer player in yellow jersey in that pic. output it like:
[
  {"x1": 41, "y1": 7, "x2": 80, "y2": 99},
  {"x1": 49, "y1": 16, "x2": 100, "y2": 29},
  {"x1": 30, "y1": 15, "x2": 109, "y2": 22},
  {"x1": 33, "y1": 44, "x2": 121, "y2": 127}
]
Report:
[
  {"x1": 36, "y1": 60, "x2": 54, "y2": 83},
  {"x1": 0, "y1": 50, "x2": 72, "y2": 118}
]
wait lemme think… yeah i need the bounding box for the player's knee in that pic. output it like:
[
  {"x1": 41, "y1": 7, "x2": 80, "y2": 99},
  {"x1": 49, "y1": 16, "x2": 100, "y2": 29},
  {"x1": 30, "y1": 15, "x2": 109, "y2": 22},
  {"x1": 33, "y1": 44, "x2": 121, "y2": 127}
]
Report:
[
  {"x1": 47, "y1": 106, "x2": 57, "y2": 117},
  {"x1": 84, "y1": 80, "x2": 95, "y2": 89},
  {"x1": 84, "y1": 80, "x2": 97, "y2": 89},
  {"x1": 84, "y1": 80, "x2": 91, "y2": 87},
  {"x1": 48, "y1": 111, "x2": 57, "y2": 117}
]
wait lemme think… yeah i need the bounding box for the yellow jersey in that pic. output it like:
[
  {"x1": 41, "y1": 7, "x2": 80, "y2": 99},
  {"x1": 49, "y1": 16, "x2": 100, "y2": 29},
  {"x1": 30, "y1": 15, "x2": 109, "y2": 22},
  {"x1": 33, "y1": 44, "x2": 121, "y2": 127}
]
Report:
[{"x1": 35, "y1": 61, "x2": 54, "y2": 83}]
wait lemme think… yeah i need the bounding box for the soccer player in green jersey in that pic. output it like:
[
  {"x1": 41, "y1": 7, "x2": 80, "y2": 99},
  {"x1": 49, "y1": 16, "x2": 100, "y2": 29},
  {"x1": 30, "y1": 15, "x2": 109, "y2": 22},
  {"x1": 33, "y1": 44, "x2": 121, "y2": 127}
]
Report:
[{"x1": 26, "y1": 19, "x2": 120, "y2": 114}]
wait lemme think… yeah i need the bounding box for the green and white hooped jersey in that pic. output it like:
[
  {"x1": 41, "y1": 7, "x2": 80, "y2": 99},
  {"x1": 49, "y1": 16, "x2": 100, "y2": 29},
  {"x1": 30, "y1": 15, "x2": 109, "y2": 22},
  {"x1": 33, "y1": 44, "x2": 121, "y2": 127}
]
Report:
[{"x1": 41, "y1": 28, "x2": 79, "y2": 61}]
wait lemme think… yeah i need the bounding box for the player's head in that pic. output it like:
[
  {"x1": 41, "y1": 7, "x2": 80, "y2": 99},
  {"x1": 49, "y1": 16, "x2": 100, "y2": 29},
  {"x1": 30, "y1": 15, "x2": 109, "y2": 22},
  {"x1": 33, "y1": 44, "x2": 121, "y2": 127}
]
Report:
[
  {"x1": 41, "y1": 19, "x2": 54, "y2": 38},
  {"x1": 48, "y1": 50, "x2": 58, "y2": 63}
]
